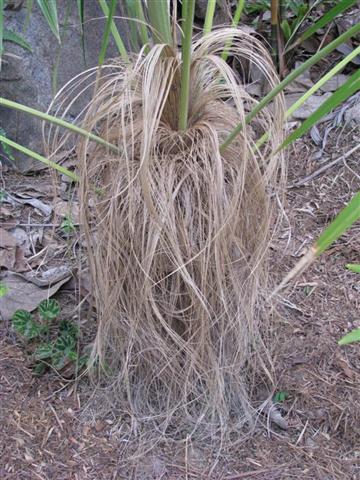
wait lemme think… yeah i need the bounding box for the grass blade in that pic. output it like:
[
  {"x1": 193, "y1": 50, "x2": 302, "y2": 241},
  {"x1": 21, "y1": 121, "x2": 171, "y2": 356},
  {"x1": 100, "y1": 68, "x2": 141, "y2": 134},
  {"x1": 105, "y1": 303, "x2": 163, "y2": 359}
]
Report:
[
  {"x1": 0, "y1": 134, "x2": 78, "y2": 181},
  {"x1": 220, "y1": 21, "x2": 360, "y2": 152},
  {"x1": 99, "y1": 0, "x2": 129, "y2": 62},
  {"x1": 287, "y1": 0, "x2": 358, "y2": 52},
  {"x1": 0, "y1": 0, "x2": 3, "y2": 61},
  {"x1": 221, "y1": 0, "x2": 245, "y2": 61},
  {"x1": 147, "y1": 0, "x2": 172, "y2": 45},
  {"x1": 3, "y1": 28, "x2": 32, "y2": 51},
  {"x1": 178, "y1": 0, "x2": 195, "y2": 130},
  {"x1": 132, "y1": 0, "x2": 149, "y2": 48},
  {"x1": 203, "y1": 0, "x2": 216, "y2": 35},
  {"x1": 76, "y1": 0, "x2": 85, "y2": 63},
  {"x1": 346, "y1": 264, "x2": 360, "y2": 274},
  {"x1": 98, "y1": 0, "x2": 117, "y2": 66},
  {"x1": 315, "y1": 192, "x2": 360, "y2": 256},
  {"x1": 0, "y1": 97, "x2": 121, "y2": 153},
  {"x1": 280, "y1": 68, "x2": 360, "y2": 149},
  {"x1": 36, "y1": 0, "x2": 60, "y2": 43},
  {"x1": 338, "y1": 329, "x2": 360, "y2": 345}
]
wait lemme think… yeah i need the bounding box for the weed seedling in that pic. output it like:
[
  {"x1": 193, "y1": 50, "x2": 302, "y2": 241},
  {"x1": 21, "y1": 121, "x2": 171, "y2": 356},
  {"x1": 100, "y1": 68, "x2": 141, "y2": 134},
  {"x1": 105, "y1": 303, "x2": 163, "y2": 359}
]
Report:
[{"x1": 11, "y1": 299, "x2": 88, "y2": 376}]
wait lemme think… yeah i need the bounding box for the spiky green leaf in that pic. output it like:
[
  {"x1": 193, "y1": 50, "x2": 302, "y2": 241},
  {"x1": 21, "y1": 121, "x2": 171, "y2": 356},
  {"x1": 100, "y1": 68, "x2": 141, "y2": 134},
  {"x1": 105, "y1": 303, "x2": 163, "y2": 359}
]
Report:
[
  {"x1": 3, "y1": 28, "x2": 32, "y2": 51},
  {"x1": 36, "y1": 0, "x2": 60, "y2": 43},
  {"x1": 281, "y1": 69, "x2": 360, "y2": 149},
  {"x1": 288, "y1": 0, "x2": 358, "y2": 51}
]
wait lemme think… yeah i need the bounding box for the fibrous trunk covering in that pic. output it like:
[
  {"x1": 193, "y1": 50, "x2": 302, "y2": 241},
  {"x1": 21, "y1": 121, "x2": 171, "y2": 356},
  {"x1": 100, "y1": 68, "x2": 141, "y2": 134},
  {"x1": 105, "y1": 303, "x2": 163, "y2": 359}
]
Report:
[{"x1": 47, "y1": 29, "x2": 285, "y2": 440}]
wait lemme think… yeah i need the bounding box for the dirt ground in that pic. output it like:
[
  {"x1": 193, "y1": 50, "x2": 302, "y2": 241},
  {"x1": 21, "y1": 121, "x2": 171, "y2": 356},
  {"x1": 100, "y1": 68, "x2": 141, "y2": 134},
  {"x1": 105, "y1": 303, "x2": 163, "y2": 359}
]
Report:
[{"x1": 1, "y1": 124, "x2": 359, "y2": 479}]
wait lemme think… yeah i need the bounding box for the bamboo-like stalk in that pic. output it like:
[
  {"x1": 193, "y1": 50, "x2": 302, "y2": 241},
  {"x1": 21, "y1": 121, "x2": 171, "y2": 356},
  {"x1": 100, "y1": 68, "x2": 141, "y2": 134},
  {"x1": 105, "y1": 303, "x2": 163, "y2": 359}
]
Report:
[
  {"x1": 178, "y1": 0, "x2": 195, "y2": 131},
  {"x1": 0, "y1": 134, "x2": 78, "y2": 180},
  {"x1": 203, "y1": 0, "x2": 217, "y2": 35},
  {"x1": 99, "y1": 0, "x2": 129, "y2": 62},
  {"x1": 0, "y1": 97, "x2": 120, "y2": 153},
  {"x1": 220, "y1": 21, "x2": 360, "y2": 152}
]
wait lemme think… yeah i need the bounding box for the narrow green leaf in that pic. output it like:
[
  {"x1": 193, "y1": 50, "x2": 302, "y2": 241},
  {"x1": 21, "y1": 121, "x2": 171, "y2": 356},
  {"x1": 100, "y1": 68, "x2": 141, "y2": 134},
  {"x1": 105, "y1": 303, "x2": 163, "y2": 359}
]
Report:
[
  {"x1": 281, "y1": 20, "x2": 291, "y2": 41},
  {"x1": 178, "y1": 0, "x2": 195, "y2": 130},
  {"x1": 346, "y1": 264, "x2": 360, "y2": 274},
  {"x1": 256, "y1": 43, "x2": 360, "y2": 149},
  {"x1": 315, "y1": 192, "x2": 360, "y2": 255},
  {"x1": 0, "y1": 134, "x2": 79, "y2": 180},
  {"x1": 3, "y1": 28, "x2": 32, "y2": 51},
  {"x1": 147, "y1": 0, "x2": 172, "y2": 45},
  {"x1": 132, "y1": 0, "x2": 149, "y2": 49},
  {"x1": 36, "y1": 0, "x2": 60, "y2": 43},
  {"x1": 0, "y1": 0, "x2": 4, "y2": 59},
  {"x1": 0, "y1": 126, "x2": 15, "y2": 161},
  {"x1": 281, "y1": 68, "x2": 360, "y2": 149},
  {"x1": 125, "y1": 0, "x2": 140, "y2": 51},
  {"x1": 76, "y1": 0, "x2": 85, "y2": 63},
  {"x1": 0, "y1": 97, "x2": 121, "y2": 154},
  {"x1": 338, "y1": 329, "x2": 360, "y2": 346},
  {"x1": 221, "y1": 0, "x2": 245, "y2": 61},
  {"x1": 220, "y1": 21, "x2": 360, "y2": 152},
  {"x1": 203, "y1": 0, "x2": 216, "y2": 35},
  {"x1": 98, "y1": 0, "x2": 117, "y2": 66},
  {"x1": 98, "y1": 0, "x2": 129, "y2": 62},
  {"x1": 288, "y1": 0, "x2": 358, "y2": 51}
]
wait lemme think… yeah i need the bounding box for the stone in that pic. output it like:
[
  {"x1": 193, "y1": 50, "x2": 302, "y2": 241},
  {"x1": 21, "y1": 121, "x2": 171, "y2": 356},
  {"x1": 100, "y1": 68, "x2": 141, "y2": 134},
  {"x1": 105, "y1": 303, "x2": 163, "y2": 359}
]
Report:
[{"x1": 1, "y1": 0, "x2": 129, "y2": 172}]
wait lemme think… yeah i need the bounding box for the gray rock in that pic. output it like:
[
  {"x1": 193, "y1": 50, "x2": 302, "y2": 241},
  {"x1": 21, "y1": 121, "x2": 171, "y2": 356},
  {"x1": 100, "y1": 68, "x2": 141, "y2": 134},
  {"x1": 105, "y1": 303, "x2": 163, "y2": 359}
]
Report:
[{"x1": 1, "y1": 0, "x2": 129, "y2": 172}]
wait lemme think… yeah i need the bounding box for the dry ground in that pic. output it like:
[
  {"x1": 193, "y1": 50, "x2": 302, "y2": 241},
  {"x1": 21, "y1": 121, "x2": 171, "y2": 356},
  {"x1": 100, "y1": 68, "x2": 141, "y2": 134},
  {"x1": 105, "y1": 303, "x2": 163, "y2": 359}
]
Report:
[{"x1": 1, "y1": 125, "x2": 359, "y2": 479}]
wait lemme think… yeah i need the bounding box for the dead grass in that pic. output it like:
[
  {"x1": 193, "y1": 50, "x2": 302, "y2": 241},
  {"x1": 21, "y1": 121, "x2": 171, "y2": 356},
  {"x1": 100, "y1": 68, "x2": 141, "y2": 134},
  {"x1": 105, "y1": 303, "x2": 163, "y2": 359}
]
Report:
[{"x1": 42, "y1": 28, "x2": 288, "y2": 444}]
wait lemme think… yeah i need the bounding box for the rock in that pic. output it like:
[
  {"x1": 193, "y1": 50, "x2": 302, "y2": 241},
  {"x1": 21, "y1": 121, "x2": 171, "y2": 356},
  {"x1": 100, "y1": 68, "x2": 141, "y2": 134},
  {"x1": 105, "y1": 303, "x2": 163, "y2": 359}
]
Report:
[
  {"x1": 320, "y1": 74, "x2": 348, "y2": 93},
  {"x1": 345, "y1": 104, "x2": 360, "y2": 125},
  {"x1": 1, "y1": 0, "x2": 130, "y2": 172},
  {"x1": 285, "y1": 92, "x2": 332, "y2": 120}
]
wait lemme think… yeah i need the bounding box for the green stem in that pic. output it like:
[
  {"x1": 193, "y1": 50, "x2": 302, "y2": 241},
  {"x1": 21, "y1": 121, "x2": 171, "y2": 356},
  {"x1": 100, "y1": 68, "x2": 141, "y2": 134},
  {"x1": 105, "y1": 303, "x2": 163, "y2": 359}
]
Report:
[
  {"x1": 98, "y1": 0, "x2": 117, "y2": 66},
  {"x1": 221, "y1": 0, "x2": 245, "y2": 61},
  {"x1": 99, "y1": 0, "x2": 129, "y2": 62},
  {"x1": 178, "y1": 0, "x2": 195, "y2": 131},
  {"x1": 203, "y1": 0, "x2": 216, "y2": 35},
  {"x1": 0, "y1": 97, "x2": 121, "y2": 153},
  {"x1": 0, "y1": 134, "x2": 78, "y2": 181},
  {"x1": 220, "y1": 21, "x2": 360, "y2": 153}
]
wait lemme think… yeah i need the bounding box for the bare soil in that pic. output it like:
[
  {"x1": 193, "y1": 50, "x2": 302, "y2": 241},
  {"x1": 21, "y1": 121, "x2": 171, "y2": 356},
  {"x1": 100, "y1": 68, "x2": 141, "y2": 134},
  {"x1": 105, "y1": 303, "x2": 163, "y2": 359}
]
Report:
[{"x1": 1, "y1": 125, "x2": 360, "y2": 479}]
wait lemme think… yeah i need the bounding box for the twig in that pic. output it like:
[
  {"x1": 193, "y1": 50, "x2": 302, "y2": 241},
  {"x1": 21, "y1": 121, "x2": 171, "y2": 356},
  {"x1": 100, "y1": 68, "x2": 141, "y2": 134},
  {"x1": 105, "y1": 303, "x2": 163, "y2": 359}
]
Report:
[{"x1": 289, "y1": 143, "x2": 360, "y2": 188}]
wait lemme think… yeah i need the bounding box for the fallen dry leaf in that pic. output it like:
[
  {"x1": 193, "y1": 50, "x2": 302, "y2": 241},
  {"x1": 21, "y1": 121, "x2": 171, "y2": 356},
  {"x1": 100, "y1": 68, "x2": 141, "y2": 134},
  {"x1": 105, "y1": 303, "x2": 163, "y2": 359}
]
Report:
[{"x1": 0, "y1": 270, "x2": 71, "y2": 320}]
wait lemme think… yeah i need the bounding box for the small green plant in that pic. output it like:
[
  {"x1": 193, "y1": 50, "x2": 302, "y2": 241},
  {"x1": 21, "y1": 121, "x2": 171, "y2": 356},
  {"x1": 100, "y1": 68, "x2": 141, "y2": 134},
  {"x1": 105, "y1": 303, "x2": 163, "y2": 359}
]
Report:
[
  {"x1": 338, "y1": 264, "x2": 360, "y2": 346},
  {"x1": 60, "y1": 214, "x2": 76, "y2": 234},
  {"x1": 0, "y1": 281, "x2": 8, "y2": 297},
  {"x1": 273, "y1": 390, "x2": 288, "y2": 403},
  {"x1": 11, "y1": 299, "x2": 88, "y2": 375}
]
